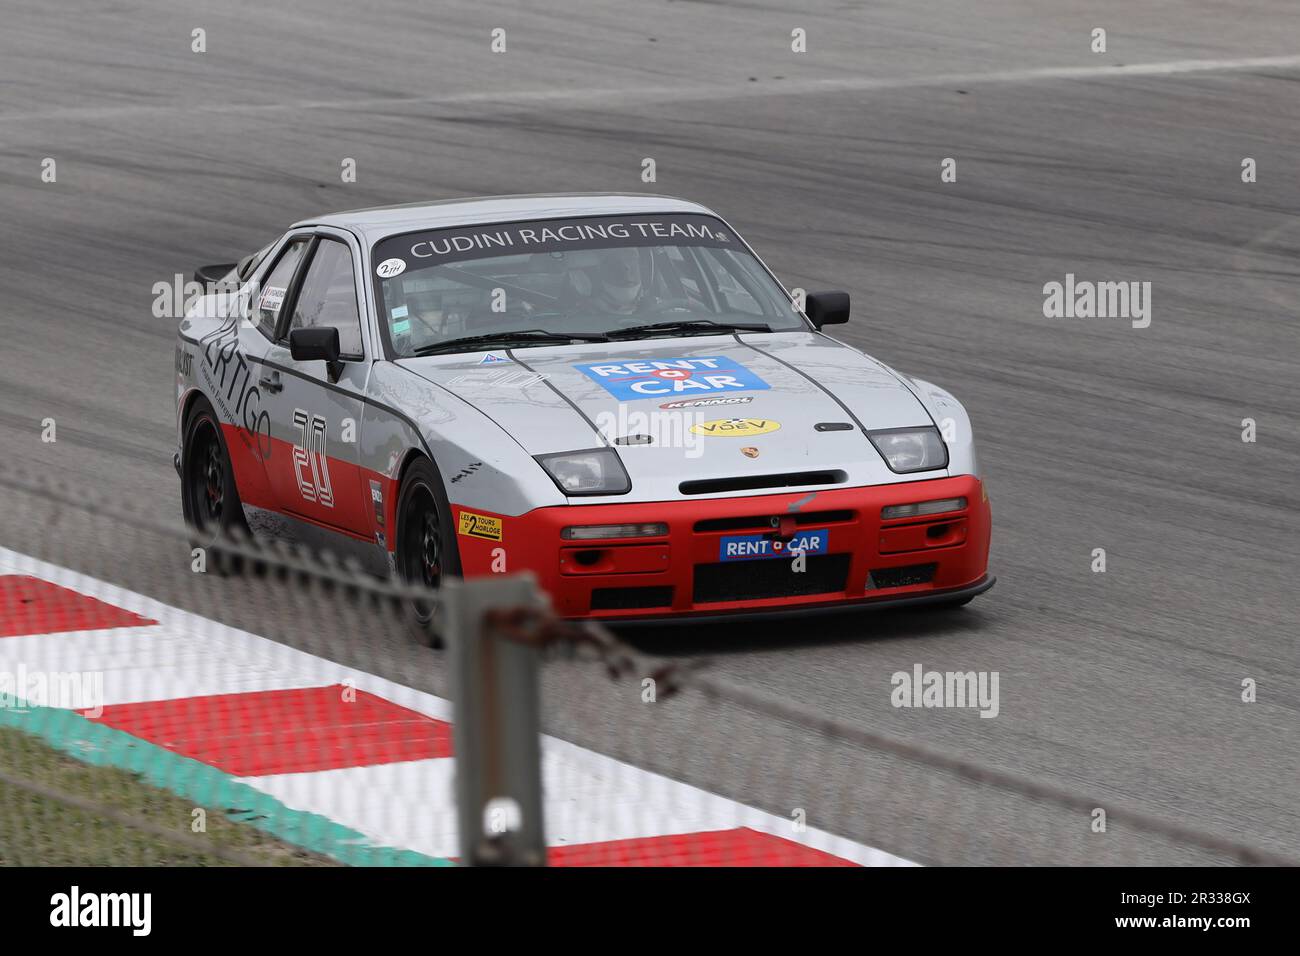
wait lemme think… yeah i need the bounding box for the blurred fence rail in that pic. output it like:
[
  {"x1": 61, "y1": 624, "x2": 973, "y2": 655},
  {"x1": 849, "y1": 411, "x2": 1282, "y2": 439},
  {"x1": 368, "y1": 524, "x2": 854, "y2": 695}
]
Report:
[{"x1": 0, "y1": 463, "x2": 1294, "y2": 867}]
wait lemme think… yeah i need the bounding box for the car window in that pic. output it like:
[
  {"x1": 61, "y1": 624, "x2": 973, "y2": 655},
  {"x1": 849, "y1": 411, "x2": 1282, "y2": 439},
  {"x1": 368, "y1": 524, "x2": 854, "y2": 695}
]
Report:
[
  {"x1": 238, "y1": 240, "x2": 275, "y2": 282},
  {"x1": 698, "y1": 248, "x2": 764, "y2": 316},
  {"x1": 288, "y1": 239, "x2": 365, "y2": 359},
  {"x1": 254, "y1": 238, "x2": 309, "y2": 339},
  {"x1": 372, "y1": 214, "x2": 807, "y2": 357}
]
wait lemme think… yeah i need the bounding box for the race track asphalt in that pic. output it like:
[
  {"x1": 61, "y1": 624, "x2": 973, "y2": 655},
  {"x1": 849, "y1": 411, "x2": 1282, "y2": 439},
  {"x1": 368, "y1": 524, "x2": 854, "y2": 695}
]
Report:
[{"x1": 1, "y1": 0, "x2": 1298, "y2": 864}]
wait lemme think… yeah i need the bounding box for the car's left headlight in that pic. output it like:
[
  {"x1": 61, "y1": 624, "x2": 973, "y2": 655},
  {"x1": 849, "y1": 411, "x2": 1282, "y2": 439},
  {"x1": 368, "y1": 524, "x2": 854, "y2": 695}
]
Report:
[
  {"x1": 866, "y1": 426, "x2": 949, "y2": 474},
  {"x1": 534, "y1": 448, "x2": 631, "y2": 495}
]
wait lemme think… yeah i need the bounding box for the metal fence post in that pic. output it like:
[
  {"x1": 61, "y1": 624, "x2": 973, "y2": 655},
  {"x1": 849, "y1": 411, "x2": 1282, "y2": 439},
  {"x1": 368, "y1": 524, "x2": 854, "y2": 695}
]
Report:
[{"x1": 446, "y1": 573, "x2": 548, "y2": 866}]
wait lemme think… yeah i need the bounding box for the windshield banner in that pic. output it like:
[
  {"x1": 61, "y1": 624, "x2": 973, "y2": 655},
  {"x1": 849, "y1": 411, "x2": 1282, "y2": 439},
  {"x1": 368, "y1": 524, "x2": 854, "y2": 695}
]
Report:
[{"x1": 372, "y1": 214, "x2": 738, "y2": 274}]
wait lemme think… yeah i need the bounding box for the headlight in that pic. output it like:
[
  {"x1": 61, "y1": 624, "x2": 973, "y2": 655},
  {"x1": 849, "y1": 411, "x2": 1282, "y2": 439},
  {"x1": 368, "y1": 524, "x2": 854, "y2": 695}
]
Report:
[
  {"x1": 535, "y1": 448, "x2": 631, "y2": 496},
  {"x1": 866, "y1": 426, "x2": 948, "y2": 474}
]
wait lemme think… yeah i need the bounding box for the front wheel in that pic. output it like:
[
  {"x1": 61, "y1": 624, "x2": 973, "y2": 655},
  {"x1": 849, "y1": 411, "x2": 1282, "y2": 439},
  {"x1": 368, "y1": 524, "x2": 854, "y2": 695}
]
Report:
[{"x1": 394, "y1": 458, "x2": 461, "y2": 647}]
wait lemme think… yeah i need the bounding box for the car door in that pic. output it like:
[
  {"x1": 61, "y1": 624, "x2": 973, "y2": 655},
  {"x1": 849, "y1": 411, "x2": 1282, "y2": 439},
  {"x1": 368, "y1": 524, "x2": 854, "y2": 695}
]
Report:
[
  {"x1": 194, "y1": 232, "x2": 311, "y2": 514},
  {"x1": 258, "y1": 231, "x2": 373, "y2": 540}
]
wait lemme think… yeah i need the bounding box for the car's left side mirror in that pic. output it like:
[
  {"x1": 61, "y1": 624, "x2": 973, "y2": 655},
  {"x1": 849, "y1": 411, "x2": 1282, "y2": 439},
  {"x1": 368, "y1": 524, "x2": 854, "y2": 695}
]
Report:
[
  {"x1": 805, "y1": 290, "x2": 850, "y2": 328},
  {"x1": 289, "y1": 327, "x2": 341, "y2": 364}
]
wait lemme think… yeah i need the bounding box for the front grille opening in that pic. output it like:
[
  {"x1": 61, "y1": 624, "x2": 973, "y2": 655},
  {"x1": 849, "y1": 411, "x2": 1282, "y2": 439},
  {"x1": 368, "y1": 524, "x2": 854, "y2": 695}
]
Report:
[
  {"x1": 590, "y1": 586, "x2": 674, "y2": 610},
  {"x1": 693, "y1": 553, "x2": 851, "y2": 604},
  {"x1": 679, "y1": 470, "x2": 847, "y2": 496},
  {"x1": 870, "y1": 563, "x2": 938, "y2": 589},
  {"x1": 694, "y1": 509, "x2": 855, "y2": 533}
]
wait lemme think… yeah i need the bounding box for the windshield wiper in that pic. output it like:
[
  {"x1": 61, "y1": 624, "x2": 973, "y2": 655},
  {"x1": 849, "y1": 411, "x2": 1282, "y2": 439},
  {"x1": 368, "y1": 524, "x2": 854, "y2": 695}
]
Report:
[
  {"x1": 412, "y1": 329, "x2": 610, "y2": 356},
  {"x1": 607, "y1": 319, "x2": 772, "y2": 340}
]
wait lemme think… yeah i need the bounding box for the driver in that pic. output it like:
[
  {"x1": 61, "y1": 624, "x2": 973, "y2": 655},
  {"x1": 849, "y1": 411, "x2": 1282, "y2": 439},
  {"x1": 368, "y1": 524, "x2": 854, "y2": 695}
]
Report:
[{"x1": 569, "y1": 247, "x2": 655, "y2": 315}]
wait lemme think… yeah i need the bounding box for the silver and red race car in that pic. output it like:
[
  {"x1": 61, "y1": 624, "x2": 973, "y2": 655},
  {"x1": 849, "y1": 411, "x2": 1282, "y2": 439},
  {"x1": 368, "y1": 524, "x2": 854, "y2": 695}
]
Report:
[{"x1": 176, "y1": 194, "x2": 992, "y2": 641}]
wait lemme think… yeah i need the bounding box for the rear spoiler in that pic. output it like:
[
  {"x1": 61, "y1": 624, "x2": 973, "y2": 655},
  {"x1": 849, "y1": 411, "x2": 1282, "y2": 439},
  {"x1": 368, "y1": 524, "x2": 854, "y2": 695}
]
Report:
[{"x1": 193, "y1": 262, "x2": 238, "y2": 291}]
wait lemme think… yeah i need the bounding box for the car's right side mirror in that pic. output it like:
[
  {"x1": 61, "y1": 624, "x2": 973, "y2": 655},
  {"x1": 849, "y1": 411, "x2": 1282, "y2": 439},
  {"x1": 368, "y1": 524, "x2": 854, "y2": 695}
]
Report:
[{"x1": 804, "y1": 291, "x2": 850, "y2": 328}]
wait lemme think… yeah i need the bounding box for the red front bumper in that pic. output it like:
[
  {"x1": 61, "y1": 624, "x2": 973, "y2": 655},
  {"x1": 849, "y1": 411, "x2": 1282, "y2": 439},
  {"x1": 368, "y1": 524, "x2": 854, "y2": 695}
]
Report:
[{"x1": 452, "y1": 475, "x2": 991, "y2": 621}]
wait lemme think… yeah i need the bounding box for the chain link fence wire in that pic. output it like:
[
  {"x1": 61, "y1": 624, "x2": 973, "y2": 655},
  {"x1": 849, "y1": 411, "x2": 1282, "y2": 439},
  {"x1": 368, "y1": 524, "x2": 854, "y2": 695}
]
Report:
[{"x1": 0, "y1": 463, "x2": 1293, "y2": 866}]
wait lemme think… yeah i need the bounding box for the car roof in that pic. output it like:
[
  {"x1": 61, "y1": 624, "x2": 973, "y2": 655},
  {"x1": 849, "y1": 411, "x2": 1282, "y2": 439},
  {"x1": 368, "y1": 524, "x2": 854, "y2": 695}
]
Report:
[{"x1": 294, "y1": 193, "x2": 717, "y2": 245}]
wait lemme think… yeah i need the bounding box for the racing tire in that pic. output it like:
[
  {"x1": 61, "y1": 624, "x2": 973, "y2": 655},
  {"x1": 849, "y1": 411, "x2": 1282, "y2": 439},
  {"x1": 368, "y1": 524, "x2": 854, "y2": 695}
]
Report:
[
  {"x1": 394, "y1": 457, "x2": 461, "y2": 648},
  {"x1": 181, "y1": 398, "x2": 251, "y2": 577}
]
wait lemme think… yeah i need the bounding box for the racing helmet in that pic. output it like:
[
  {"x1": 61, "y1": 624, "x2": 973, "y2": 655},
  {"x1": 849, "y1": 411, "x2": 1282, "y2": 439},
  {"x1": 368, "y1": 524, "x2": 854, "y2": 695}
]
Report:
[{"x1": 593, "y1": 246, "x2": 651, "y2": 311}]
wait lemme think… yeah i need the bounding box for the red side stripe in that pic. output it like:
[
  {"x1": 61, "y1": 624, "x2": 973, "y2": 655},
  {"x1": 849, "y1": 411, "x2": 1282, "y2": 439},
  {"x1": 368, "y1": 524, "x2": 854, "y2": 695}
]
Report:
[
  {"x1": 0, "y1": 576, "x2": 157, "y2": 638},
  {"x1": 547, "y1": 827, "x2": 859, "y2": 867},
  {"x1": 83, "y1": 684, "x2": 453, "y2": 776}
]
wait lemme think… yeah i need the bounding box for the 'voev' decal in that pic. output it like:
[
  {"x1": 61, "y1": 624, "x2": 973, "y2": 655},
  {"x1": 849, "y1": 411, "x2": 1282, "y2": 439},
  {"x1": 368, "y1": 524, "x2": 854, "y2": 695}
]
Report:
[{"x1": 574, "y1": 356, "x2": 769, "y2": 400}]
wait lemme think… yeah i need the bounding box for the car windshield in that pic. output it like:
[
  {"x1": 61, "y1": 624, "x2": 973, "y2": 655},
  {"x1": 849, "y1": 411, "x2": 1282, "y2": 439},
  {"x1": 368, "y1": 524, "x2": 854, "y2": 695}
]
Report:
[{"x1": 371, "y1": 214, "x2": 806, "y2": 357}]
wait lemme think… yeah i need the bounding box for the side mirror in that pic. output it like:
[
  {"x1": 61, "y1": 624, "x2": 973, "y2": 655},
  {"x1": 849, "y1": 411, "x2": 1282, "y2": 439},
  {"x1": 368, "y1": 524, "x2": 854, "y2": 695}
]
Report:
[
  {"x1": 805, "y1": 291, "x2": 850, "y2": 328},
  {"x1": 289, "y1": 327, "x2": 341, "y2": 364}
]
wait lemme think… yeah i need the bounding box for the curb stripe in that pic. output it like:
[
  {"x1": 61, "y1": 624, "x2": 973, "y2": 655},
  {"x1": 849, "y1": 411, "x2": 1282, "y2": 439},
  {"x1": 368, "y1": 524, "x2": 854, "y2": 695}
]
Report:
[
  {"x1": 0, "y1": 701, "x2": 452, "y2": 867},
  {"x1": 547, "y1": 827, "x2": 859, "y2": 867},
  {"x1": 85, "y1": 685, "x2": 454, "y2": 776},
  {"x1": 0, "y1": 575, "x2": 156, "y2": 638}
]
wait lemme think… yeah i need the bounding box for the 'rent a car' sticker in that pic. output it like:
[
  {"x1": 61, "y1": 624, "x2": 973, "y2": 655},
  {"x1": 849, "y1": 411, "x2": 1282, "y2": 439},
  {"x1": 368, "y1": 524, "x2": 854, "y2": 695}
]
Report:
[
  {"x1": 720, "y1": 529, "x2": 829, "y2": 561},
  {"x1": 575, "y1": 356, "x2": 769, "y2": 400}
]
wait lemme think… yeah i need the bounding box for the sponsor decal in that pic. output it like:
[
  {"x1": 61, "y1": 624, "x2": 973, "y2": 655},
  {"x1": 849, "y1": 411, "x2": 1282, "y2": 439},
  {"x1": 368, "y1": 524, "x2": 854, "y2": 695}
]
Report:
[
  {"x1": 719, "y1": 529, "x2": 829, "y2": 562},
  {"x1": 458, "y1": 510, "x2": 503, "y2": 541},
  {"x1": 659, "y1": 395, "x2": 754, "y2": 410},
  {"x1": 449, "y1": 461, "x2": 483, "y2": 484},
  {"x1": 369, "y1": 479, "x2": 384, "y2": 527},
  {"x1": 479, "y1": 353, "x2": 510, "y2": 364},
  {"x1": 374, "y1": 214, "x2": 738, "y2": 270},
  {"x1": 690, "y1": 418, "x2": 781, "y2": 438},
  {"x1": 195, "y1": 317, "x2": 273, "y2": 460},
  {"x1": 741, "y1": 446, "x2": 760, "y2": 458},
  {"x1": 576, "y1": 356, "x2": 769, "y2": 400},
  {"x1": 376, "y1": 258, "x2": 407, "y2": 278}
]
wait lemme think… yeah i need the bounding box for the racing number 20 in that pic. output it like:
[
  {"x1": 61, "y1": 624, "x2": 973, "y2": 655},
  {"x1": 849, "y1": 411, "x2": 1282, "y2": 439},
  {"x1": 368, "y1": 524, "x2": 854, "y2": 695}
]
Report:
[{"x1": 292, "y1": 409, "x2": 334, "y2": 507}]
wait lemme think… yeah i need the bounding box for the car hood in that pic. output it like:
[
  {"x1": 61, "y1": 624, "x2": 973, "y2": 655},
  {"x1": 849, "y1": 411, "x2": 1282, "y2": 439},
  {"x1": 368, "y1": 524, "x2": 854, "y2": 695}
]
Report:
[{"x1": 396, "y1": 331, "x2": 943, "y2": 500}]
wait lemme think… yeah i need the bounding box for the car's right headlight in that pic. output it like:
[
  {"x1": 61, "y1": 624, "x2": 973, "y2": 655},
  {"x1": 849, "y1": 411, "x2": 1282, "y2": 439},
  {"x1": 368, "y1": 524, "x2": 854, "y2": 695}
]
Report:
[
  {"x1": 866, "y1": 426, "x2": 949, "y2": 474},
  {"x1": 534, "y1": 448, "x2": 631, "y2": 496}
]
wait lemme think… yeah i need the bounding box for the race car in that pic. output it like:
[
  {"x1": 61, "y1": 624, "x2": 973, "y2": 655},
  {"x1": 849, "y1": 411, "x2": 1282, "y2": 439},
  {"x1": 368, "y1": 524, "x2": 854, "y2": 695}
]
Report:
[{"x1": 176, "y1": 193, "x2": 993, "y2": 642}]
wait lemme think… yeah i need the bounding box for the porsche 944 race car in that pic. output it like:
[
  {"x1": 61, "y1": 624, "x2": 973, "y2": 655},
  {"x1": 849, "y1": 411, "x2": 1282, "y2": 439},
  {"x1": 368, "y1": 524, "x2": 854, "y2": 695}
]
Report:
[{"x1": 176, "y1": 194, "x2": 993, "y2": 641}]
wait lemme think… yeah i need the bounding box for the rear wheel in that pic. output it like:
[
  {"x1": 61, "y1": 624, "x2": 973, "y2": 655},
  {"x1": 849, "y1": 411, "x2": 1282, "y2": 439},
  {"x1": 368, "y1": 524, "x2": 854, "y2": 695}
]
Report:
[
  {"x1": 181, "y1": 399, "x2": 250, "y2": 574},
  {"x1": 395, "y1": 458, "x2": 461, "y2": 647}
]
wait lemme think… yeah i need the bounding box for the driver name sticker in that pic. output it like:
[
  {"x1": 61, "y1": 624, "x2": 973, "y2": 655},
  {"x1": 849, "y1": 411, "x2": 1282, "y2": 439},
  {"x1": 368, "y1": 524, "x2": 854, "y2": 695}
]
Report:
[
  {"x1": 376, "y1": 258, "x2": 407, "y2": 278},
  {"x1": 575, "y1": 356, "x2": 769, "y2": 400},
  {"x1": 458, "y1": 510, "x2": 503, "y2": 541},
  {"x1": 258, "y1": 286, "x2": 286, "y2": 314}
]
